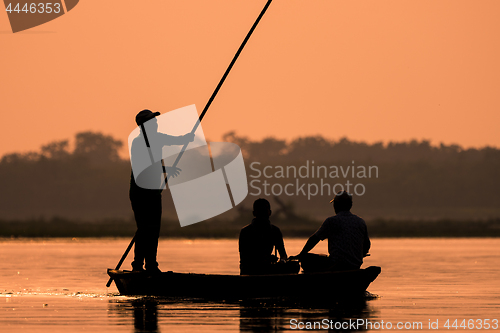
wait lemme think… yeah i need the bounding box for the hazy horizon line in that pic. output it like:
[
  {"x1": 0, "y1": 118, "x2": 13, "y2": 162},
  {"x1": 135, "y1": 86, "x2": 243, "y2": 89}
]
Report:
[{"x1": 1, "y1": 130, "x2": 499, "y2": 160}]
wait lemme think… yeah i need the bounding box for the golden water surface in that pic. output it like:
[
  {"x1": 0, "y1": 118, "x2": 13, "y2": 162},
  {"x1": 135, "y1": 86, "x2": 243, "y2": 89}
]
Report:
[{"x1": 0, "y1": 238, "x2": 499, "y2": 332}]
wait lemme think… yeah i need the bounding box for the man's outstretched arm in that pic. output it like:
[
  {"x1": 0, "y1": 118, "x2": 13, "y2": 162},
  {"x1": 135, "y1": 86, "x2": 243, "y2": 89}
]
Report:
[
  {"x1": 363, "y1": 233, "x2": 371, "y2": 256},
  {"x1": 160, "y1": 133, "x2": 195, "y2": 145},
  {"x1": 291, "y1": 234, "x2": 320, "y2": 259},
  {"x1": 275, "y1": 229, "x2": 287, "y2": 260}
]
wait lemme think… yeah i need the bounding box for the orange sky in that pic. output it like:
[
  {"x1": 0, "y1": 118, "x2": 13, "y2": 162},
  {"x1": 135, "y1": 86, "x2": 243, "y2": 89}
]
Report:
[{"x1": 1, "y1": 0, "x2": 499, "y2": 158}]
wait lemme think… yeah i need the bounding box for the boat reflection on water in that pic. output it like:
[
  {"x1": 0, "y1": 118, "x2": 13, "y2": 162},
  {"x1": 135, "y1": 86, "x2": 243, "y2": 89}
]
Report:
[
  {"x1": 108, "y1": 295, "x2": 377, "y2": 332},
  {"x1": 132, "y1": 299, "x2": 160, "y2": 333},
  {"x1": 239, "y1": 297, "x2": 374, "y2": 332},
  {"x1": 109, "y1": 298, "x2": 160, "y2": 333}
]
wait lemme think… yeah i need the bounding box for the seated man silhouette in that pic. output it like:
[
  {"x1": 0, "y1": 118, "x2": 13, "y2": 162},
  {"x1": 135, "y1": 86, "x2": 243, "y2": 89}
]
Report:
[
  {"x1": 239, "y1": 198, "x2": 299, "y2": 275},
  {"x1": 291, "y1": 191, "x2": 371, "y2": 272},
  {"x1": 130, "y1": 109, "x2": 194, "y2": 273}
]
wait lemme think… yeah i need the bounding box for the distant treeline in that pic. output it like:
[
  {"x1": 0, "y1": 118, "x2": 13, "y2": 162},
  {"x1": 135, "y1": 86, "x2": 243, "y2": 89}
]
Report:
[
  {"x1": 0, "y1": 131, "x2": 499, "y2": 224},
  {"x1": 1, "y1": 217, "x2": 499, "y2": 238}
]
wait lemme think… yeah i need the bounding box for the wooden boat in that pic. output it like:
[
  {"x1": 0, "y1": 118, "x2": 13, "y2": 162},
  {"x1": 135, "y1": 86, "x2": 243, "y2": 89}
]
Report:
[{"x1": 108, "y1": 266, "x2": 381, "y2": 300}]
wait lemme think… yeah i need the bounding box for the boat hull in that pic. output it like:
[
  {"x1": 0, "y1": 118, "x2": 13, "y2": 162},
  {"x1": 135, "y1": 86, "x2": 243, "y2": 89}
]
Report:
[{"x1": 108, "y1": 266, "x2": 381, "y2": 300}]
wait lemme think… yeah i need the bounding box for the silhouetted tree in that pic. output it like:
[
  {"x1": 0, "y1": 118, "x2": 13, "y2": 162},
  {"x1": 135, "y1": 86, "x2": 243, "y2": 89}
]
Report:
[
  {"x1": 73, "y1": 131, "x2": 123, "y2": 165},
  {"x1": 40, "y1": 140, "x2": 70, "y2": 160}
]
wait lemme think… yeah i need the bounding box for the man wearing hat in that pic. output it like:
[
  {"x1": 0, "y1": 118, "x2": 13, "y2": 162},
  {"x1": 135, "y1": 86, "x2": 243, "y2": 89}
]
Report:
[
  {"x1": 130, "y1": 109, "x2": 195, "y2": 273},
  {"x1": 291, "y1": 191, "x2": 371, "y2": 272}
]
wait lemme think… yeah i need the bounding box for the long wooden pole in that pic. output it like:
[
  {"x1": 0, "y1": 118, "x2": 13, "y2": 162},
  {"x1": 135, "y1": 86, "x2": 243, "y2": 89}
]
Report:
[
  {"x1": 107, "y1": 0, "x2": 273, "y2": 287},
  {"x1": 106, "y1": 235, "x2": 137, "y2": 287},
  {"x1": 160, "y1": 0, "x2": 273, "y2": 189}
]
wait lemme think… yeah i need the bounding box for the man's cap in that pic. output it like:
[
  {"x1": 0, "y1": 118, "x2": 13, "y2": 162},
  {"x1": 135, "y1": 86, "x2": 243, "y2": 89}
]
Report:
[
  {"x1": 329, "y1": 191, "x2": 353, "y2": 204},
  {"x1": 136, "y1": 109, "x2": 160, "y2": 126}
]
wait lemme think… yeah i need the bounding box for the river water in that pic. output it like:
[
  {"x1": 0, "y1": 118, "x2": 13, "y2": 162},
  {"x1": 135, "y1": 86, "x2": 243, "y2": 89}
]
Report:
[{"x1": 0, "y1": 238, "x2": 499, "y2": 332}]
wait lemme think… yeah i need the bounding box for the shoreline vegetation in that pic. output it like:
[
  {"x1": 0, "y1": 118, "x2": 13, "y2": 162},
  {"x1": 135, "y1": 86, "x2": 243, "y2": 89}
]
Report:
[
  {"x1": 2, "y1": 131, "x2": 500, "y2": 238},
  {"x1": 1, "y1": 131, "x2": 500, "y2": 222},
  {"x1": 1, "y1": 217, "x2": 499, "y2": 238}
]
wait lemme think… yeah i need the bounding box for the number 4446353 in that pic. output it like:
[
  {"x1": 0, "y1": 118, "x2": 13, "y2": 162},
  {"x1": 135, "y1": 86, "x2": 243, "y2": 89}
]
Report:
[
  {"x1": 5, "y1": 3, "x2": 62, "y2": 14},
  {"x1": 444, "y1": 319, "x2": 499, "y2": 330}
]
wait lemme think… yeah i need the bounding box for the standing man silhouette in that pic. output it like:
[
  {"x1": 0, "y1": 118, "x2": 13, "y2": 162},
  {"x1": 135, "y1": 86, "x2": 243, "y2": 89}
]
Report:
[{"x1": 130, "y1": 110, "x2": 194, "y2": 273}]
